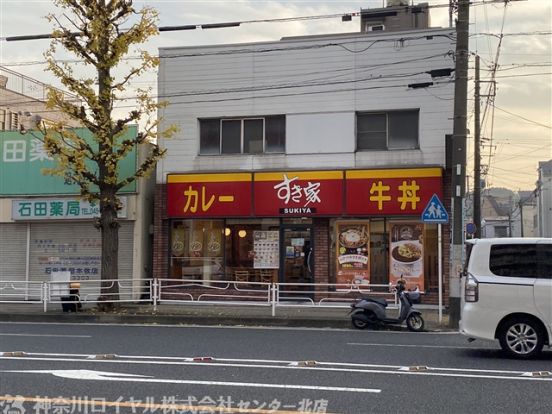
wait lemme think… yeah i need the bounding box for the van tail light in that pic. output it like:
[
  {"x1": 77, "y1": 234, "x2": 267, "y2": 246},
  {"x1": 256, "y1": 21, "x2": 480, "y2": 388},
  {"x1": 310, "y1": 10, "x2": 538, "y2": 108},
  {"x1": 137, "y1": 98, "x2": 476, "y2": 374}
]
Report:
[{"x1": 465, "y1": 274, "x2": 479, "y2": 302}]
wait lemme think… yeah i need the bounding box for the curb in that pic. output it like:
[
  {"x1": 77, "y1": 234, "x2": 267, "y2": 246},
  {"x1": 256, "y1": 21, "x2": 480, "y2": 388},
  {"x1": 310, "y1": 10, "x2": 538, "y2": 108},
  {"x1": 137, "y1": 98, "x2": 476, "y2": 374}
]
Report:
[{"x1": 0, "y1": 312, "x2": 453, "y2": 331}]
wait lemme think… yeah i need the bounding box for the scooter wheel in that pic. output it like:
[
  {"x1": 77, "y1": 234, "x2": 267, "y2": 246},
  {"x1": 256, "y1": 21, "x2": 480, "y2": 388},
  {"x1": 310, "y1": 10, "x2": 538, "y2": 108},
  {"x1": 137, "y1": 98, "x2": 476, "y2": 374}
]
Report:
[
  {"x1": 352, "y1": 318, "x2": 368, "y2": 329},
  {"x1": 406, "y1": 314, "x2": 425, "y2": 332}
]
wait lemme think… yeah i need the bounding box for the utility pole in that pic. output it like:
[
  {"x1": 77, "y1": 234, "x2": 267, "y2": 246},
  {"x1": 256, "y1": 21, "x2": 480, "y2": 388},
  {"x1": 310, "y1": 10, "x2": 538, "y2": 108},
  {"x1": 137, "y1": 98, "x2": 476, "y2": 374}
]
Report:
[
  {"x1": 474, "y1": 55, "x2": 481, "y2": 239},
  {"x1": 449, "y1": 0, "x2": 470, "y2": 328}
]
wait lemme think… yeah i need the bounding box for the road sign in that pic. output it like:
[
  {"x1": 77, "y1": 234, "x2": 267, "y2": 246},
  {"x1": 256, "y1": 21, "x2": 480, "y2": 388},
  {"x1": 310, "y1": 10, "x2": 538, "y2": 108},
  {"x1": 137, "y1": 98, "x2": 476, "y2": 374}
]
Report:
[
  {"x1": 421, "y1": 194, "x2": 449, "y2": 224},
  {"x1": 466, "y1": 223, "x2": 477, "y2": 235}
]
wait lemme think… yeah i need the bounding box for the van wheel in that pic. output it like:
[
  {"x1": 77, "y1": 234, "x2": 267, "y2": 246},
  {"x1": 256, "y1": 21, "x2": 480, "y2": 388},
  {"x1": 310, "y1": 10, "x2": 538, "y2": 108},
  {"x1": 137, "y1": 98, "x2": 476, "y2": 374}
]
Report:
[{"x1": 498, "y1": 317, "x2": 544, "y2": 358}]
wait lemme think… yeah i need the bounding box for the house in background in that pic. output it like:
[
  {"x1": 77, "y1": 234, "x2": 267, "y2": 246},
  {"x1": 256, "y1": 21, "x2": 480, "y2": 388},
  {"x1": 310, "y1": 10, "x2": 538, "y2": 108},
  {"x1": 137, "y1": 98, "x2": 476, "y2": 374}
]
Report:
[
  {"x1": 154, "y1": 2, "x2": 455, "y2": 302},
  {"x1": 536, "y1": 159, "x2": 552, "y2": 237},
  {"x1": 517, "y1": 190, "x2": 537, "y2": 237}
]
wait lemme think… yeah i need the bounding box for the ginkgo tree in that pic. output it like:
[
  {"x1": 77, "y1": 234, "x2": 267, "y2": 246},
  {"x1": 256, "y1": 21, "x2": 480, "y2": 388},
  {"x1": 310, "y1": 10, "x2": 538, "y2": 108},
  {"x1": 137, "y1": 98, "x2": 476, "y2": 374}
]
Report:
[{"x1": 39, "y1": 0, "x2": 175, "y2": 304}]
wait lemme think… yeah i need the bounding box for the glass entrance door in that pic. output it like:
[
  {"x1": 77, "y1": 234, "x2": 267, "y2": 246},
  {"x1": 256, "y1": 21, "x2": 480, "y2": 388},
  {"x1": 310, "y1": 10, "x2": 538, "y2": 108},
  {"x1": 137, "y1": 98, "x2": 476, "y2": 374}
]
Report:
[{"x1": 280, "y1": 226, "x2": 313, "y2": 285}]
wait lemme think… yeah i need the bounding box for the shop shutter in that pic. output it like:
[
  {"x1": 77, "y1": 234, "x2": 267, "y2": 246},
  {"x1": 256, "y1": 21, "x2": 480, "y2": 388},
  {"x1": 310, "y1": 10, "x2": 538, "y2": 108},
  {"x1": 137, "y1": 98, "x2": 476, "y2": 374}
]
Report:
[
  {"x1": 0, "y1": 223, "x2": 28, "y2": 282},
  {"x1": 29, "y1": 221, "x2": 135, "y2": 299}
]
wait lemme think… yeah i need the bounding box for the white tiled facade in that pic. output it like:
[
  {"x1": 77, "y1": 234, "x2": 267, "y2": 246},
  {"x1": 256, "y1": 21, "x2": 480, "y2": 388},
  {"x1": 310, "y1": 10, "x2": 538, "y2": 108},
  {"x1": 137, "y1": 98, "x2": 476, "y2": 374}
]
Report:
[{"x1": 157, "y1": 28, "x2": 455, "y2": 178}]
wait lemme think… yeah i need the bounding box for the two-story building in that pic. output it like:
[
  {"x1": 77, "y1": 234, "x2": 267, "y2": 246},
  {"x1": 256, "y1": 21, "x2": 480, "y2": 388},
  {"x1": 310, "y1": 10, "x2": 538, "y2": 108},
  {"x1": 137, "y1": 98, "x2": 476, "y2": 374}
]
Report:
[
  {"x1": 154, "y1": 9, "x2": 455, "y2": 301},
  {"x1": 0, "y1": 68, "x2": 154, "y2": 295}
]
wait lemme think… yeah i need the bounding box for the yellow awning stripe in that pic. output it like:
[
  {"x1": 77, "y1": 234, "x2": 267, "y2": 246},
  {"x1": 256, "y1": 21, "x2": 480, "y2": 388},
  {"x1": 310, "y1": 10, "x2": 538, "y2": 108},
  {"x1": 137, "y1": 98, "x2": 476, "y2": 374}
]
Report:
[
  {"x1": 346, "y1": 168, "x2": 442, "y2": 179},
  {"x1": 255, "y1": 171, "x2": 343, "y2": 181},
  {"x1": 168, "y1": 173, "x2": 252, "y2": 183}
]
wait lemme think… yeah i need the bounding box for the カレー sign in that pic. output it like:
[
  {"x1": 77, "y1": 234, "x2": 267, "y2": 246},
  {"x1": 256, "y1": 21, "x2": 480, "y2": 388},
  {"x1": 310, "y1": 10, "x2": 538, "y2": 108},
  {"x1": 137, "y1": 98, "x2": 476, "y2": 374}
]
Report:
[
  {"x1": 167, "y1": 173, "x2": 252, "y2": 217},
  {"x1": 346, "y1": 168, "x2": 442, "y2": 215},
  {"x1": 254, "y1": 171, "x2": 343, "y2": 216}
]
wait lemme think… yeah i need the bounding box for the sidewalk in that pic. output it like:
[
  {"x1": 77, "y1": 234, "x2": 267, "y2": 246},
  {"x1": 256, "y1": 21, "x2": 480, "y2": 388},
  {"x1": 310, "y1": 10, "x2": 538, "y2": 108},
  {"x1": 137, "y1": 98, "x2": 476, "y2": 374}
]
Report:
[{"x1": 0, "y1": 302, "x2": 452, "y2": 331}]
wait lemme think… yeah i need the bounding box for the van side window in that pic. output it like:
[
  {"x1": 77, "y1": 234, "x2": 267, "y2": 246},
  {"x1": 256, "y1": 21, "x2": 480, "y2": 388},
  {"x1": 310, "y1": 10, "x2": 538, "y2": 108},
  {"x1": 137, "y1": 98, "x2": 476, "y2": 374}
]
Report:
[
  {"x1": 489, "y1": 244, "x2": 538, "y2": 278},
  {"x1": 537, "y1": 244, "x2": 552, "y2": 279}
]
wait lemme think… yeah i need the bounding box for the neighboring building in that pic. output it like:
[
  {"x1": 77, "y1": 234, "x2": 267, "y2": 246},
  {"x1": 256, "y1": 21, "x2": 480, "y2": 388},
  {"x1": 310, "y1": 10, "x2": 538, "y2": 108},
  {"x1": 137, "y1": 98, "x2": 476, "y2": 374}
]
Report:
[
  {"x1": 360, "y1": 0, "x2": 430, "y2": 33},
  {"x1": 466, "y1": 187, "x2": 538, "y2": 239},
  {"x1": 155, "y1": 6, "x2": 455, "y2": 301},
  {"x1": 517, "y1": 190, "x2": 537, "y2": 237},
  {"x1": 0, "y1": 66, "x2": 79, "y2": 131},
  {"x1": 479, "y1": 188, "x2": 517, "y2": 238},
  {"x1": 0, "y1": 69, "x2": 154, "y2": 296},
  {"x1": 537, "y1": 160, "x2": 552, "y2": 237}
]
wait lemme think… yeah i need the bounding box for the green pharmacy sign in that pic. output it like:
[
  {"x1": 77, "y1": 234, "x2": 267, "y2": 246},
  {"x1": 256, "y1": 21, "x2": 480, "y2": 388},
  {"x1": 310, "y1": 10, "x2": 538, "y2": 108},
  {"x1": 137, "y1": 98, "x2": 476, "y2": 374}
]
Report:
[
  {"x1": 12, "y1": 197, "x2": 128, "y2": 220},
  {"x1": 0, "y1": 126, "x2": 137, "y2": 195}
]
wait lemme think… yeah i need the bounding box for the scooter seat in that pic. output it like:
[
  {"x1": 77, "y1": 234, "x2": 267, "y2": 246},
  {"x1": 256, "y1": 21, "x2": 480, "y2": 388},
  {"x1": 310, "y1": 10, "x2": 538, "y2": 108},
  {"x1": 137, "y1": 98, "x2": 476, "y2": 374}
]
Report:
[{"x1": 362, "y1": 297, "x2": 388, "y2": 307}]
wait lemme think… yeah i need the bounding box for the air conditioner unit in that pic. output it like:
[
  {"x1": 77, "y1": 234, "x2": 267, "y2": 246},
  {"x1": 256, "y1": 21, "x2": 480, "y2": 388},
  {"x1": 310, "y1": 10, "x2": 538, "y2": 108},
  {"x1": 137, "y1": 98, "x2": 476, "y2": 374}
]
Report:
[{"x1": 367, "y1": 24, "x2": 385, "y2": 32}]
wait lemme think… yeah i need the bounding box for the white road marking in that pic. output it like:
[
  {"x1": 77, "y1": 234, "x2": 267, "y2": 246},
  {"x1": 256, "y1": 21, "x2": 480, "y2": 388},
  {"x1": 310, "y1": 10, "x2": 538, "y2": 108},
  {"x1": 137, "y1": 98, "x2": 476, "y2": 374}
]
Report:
[
  {"x1": 1, "y1": 352, "x2": 551, "y2": 382},
  {"x1": 348, "y1": 342, "x2": 493, "y2": 350},
  {"x1": 0, "y1": 321, "x2": 459, "y2": 334},
  {"x1": 2, "y1": 369, "x2": 381, "y2": 393},
  {"x1": 0, "y1": 333, "x2": 91, "y2": 338}
]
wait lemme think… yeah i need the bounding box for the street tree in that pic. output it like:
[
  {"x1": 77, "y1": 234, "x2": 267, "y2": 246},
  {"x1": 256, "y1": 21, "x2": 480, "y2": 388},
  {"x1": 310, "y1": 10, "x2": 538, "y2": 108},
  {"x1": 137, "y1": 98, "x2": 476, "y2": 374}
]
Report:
[{"x1": 40, "y1": 0, "x2": 175, "y2": 304}]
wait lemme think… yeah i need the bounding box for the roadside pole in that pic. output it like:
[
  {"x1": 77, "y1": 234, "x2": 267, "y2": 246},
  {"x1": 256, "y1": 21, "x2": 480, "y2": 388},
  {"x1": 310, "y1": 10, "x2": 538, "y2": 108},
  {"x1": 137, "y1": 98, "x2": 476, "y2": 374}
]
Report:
[
  {"x1": 438, "y1": 223, "x2": 443, "y2": 323},
  {"x1": 450, "y1": 0, "x2": 470, "y2": 328},
  {"x1": 421, "y1": 195, "x2": 448, "y2": 325}
]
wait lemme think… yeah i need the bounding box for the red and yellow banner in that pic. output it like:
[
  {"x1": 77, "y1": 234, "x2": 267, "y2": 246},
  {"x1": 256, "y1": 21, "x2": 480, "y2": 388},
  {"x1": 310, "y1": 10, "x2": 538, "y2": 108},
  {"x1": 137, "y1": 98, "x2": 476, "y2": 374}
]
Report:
[
  {"x1": 167, "y1": 173, "x2": 252, "y2": 217},
  {"x1": 254, "y1": 170, "x2": 344, "y2": 216},
  {"x1": 166, "y1": 168, "x2": 444, "y2": 218},
  {"x1": 346, "y1": 168, "x2": 442, "y2": 216}
]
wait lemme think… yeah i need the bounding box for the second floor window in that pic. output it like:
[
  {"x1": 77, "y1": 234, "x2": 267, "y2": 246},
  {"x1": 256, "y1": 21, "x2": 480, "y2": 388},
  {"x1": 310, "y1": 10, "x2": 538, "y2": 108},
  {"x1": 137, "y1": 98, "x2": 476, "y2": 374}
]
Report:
[
  {"x1": 357, "y1": 110, "x2": 419, "y2": 151},
  {"x1": 200, "y1": 116, "x2": 285, "y2": 155}
]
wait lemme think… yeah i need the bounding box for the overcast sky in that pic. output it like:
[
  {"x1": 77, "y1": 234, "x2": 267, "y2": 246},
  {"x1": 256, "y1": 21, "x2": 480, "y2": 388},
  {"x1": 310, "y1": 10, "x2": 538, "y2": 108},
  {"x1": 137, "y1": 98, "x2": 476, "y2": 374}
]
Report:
[{"x1": 0, "y1": 0, "x2": 550, "y2": 191}]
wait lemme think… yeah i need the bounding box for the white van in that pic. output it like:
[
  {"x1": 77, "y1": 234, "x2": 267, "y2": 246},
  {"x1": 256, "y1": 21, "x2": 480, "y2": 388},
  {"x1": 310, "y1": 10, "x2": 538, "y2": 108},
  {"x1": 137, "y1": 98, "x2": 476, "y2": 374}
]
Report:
[{"x1": 460, "y1": 238, "x2": 552, "y2": 358}]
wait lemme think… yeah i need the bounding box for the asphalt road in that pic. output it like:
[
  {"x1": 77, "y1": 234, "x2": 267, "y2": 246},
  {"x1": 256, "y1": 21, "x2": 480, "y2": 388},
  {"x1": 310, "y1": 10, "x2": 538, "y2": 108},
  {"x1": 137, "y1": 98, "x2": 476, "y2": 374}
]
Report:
[{"x1": 1, "y1": 322, "x2": 551, "y2": 414}]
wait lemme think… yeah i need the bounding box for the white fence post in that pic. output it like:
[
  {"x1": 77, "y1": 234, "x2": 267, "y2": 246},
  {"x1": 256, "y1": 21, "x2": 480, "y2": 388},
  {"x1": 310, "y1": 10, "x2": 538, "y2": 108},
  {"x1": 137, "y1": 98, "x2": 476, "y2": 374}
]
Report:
[
  {"x1": 43, "y1": 282, "x2": 48, "y2": 313},
  {"x1": 153, "y1": 278, "x2": 158, "y2": 312},
  {"x1": 271, "y1": 283, "x2": 276, "y2": 317}
]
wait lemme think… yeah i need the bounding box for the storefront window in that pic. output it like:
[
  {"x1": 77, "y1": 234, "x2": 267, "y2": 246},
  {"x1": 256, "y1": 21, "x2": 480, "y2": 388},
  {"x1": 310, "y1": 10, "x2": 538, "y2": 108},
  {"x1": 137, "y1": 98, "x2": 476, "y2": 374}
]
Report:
[
  {"x1": 369, "y1": 220, "x2": 388, "y2": 285},
  {"x1": 329, "y1": 219, "x2": 437, "y2": 293},
  {"x1": 170, "y1": 218, "x2": 279, "y2": 281},
  {"x1": 170, "y1": 220, "x2": 224, "y2": 280},
  {"x1": 225, "y1": 219, "x2": 279, "y2": 279}
]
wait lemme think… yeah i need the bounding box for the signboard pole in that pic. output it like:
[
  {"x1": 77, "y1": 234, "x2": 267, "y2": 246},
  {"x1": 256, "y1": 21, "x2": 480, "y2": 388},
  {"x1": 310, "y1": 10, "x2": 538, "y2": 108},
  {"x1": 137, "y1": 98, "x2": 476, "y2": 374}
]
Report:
[{"x1": 438, "y1": 223, "x2": 443, "y2": 324}]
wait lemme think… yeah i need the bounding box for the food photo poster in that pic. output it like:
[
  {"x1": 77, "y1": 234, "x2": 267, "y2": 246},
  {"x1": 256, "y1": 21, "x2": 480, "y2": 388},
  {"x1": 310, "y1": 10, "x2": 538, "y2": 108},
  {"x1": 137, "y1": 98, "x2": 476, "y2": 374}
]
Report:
[
  {"x1": 389, "y1": 222, "x2": 424, "y2": 291},
  {"x1": 336, "y1": 221, "x2": 370, "y2": 287}
]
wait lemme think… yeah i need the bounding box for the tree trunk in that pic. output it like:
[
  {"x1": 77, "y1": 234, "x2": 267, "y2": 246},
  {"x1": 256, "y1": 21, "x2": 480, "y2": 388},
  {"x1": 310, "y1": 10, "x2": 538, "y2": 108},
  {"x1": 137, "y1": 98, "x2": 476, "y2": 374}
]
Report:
[{"x1": 100, "y1": 193, "x2": 120, "y2": 305}]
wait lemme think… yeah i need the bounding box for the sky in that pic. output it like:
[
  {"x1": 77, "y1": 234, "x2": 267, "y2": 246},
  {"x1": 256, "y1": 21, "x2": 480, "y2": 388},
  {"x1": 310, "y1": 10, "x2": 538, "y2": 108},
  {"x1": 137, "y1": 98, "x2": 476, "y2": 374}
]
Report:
[{"x1": 0, "y1": 0, "x2": 550, "y2": 192}]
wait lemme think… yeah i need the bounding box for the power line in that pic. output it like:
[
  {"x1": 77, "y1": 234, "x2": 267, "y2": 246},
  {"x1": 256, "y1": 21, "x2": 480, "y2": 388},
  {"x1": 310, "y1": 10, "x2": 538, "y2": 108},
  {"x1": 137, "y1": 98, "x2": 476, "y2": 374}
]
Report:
[
  {"x1": 0, "y1": 0, "x2": 525, "y2": 42},
  {"x1": 491, "y1": 104, "x2": 552, "y2": 129},
  {"x1": 0, "y1": 79, "x2": 455, "y2": 117}
]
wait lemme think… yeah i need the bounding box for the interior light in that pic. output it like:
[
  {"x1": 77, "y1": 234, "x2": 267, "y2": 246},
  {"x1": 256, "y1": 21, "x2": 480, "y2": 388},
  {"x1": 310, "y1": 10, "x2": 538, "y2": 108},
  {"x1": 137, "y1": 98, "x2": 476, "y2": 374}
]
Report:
[
  {"x1": 225, "y1": 228, "x2": 231, "y2": 236},
  {"x1": 238, "y1": 230, "x2": 247, "y2": 238}
]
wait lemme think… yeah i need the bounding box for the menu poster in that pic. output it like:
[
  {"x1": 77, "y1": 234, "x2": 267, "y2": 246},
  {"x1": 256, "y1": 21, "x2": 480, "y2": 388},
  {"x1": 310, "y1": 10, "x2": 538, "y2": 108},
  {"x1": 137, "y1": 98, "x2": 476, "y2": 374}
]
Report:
[
  {"x1": 253, "y1": 231, "x2": 279, "y2": 269},
  {"x1": 336, "y1": 221, "x2": 370, "y2": 287},
  {"x1": 389, "y1": 222, "x2": 424, "y2": 291}
]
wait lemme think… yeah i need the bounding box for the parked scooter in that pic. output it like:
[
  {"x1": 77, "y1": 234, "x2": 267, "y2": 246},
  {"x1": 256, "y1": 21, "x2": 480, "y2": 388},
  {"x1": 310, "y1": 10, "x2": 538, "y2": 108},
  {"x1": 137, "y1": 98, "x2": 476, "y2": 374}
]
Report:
[{"x1": 349, "y1": 279, "x2": 425, "y2": 332}]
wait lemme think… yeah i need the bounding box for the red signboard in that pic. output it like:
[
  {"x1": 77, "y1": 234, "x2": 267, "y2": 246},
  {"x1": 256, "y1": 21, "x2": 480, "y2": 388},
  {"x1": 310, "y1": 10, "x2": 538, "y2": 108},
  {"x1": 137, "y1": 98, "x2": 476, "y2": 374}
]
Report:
[
  {"x1": 346, "y1": 168, "x2": 443, "y2": 216},
  {"x1": 254, "y1": 171, "x2": 344, "y2": 216},
  {"x1": 166, "y1": 168, "x2": 443, "y2": 218},
  {"x1": 167, "y1": 173, "x2": 252, "y2": 218}
]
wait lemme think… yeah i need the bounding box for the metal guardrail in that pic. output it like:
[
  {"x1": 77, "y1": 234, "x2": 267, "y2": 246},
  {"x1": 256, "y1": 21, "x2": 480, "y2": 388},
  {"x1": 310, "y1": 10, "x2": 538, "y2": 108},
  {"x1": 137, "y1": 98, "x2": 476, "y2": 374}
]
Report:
[
  {"x1": 0, "y1": 278, "x2": 398, "y2": 316},
  {"x1": 0, "y1": 281, "x2": 43, "y2": 303}
]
